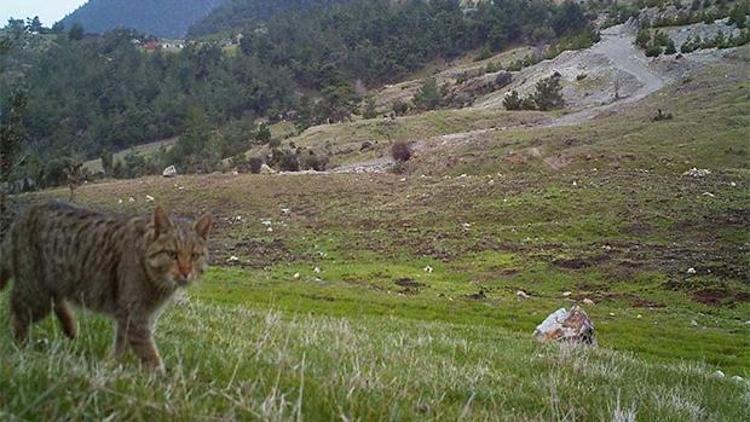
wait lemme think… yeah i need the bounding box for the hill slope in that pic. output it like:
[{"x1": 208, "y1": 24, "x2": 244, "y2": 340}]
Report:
[{"x1": 60, "y1": 0, "x2": 229, "y2": 38}]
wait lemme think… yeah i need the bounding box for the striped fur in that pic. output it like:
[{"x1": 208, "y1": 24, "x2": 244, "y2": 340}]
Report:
[{"x1": 0, "y1": 201, "x2": 212, "y2": 373}]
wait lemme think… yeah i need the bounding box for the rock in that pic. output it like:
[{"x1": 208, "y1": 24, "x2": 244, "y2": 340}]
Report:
[
  {"x1": 423, "y1": 265, "x2": 434, "y2": 273},
  {"x1": 293, "y1": 272, "x2": 300, "y2": 279},
  {"x1": 259, "y1": 164, "x2": 276, "y2": 174},
  {"x1": 128, "y1": 197, "x2": 135, "y2": 202},
  {"x1": 516, "y1": 290, "x2": 530, "y2": 299},
  {"x1": 313, "y1": 267, "x2": 321, "y2": 274},
  {"x1": 637, "y1": 314, "x2": 643, "y2": 319},
  {"x1": 461, "y1": 222, "x2": 471, "y2": 230},
  {"x1": 702, "y1": 192, "x2": 715, "y2": 198},
  {"x1": 731, "y1": 375, "x2": 744, "y2": 383},
  {"x1": 231, "y1": 170, "x2": 239, "y2": 176},
  {"x1": 145, "y1": 195, "x2": 155, "y2": 202},
  {"x1": 162, "y1": 165, "x2": 177, "y2": 178},
  {"x1": 533, "y1": 306, "x2": 596, "y2": 346},
  {"x1": 562, "y1": 291, "x2": 572, "y2": 297},
  {"x1": 711, "y1": 370, "x2": 725, "y2": 379},
  {"x1": 687, "y1": 267, "x2": 697, "y2": 275},
  {"x1": 117, "y1": 199, "x2": 123, "y2": 204},
  {"x1": 582, "y1": 298, "x2": 595, "y2": 306},
  {"x1": 227, "y1": 255, "x2": 240, "y2": 263},
  {"x1": 691, "y1": 319, "x2": 699, "y2": 326},
  {"x1": 682, "y1": 168, "x2": 711, "y2": 178}
]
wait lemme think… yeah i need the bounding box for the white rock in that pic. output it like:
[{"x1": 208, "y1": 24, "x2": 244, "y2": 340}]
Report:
[
  {"x1": 259, "y1": 164, "x2": 276, "y2": 174},
  {"x1": 145, "y1": 195, "x2": 155, "y2": 202},
  {"x1": 400, "y1": 177, "x2": 407, "y2": 182},
  {"x1": 281, "y1": 208, "x2": 291, "y2": 215},
  {"x1": 118, "y1": 199, "x2": 123, "y2": 204},
  {"x1": 293, "y1": 272, "x2": 300, "y2": 279},
  {"x1": 128, "y1": 197, "x2": 135, "y2": 202},
  {"x1": 687, "y1": 267, "x2": 697, "y2": 275},
  {"x1": 516, "y1": 290, "x2": 530, "y2": 299},
  {"x1": 711, "y1": 370, "x2": 725, "y2": 379},
  {"x1": 637, "y1": 314, "x2": 643, "y2": 319},
  {"x1": 702, "y1": 192, "x2": 715, "y2": 198},
  {"x1": 691, "y1": 319, "x2": 699, "y2": 326},
  {"x1": 231, "y1": 170, "x2": 239, "y2": 176},
  {"x1": 461, "y1": 222, "x2": 472, "y2": 230},
  {"x1": 533, "y1": 306, "x2": 596, "y2": 345},
  {"x1": 608, "y1": 312, "x2": 616, "y2": 316},
  {"x1": 682, "y1": 168, "x2": 711, "y2": 178},
  {"x1": 730, "y1": 182, "x2": 737, "y2": 187},
  {"x1": 562, "y1": 291, "x2": 572, "y2": 297},
  {"x1": 162, "y1": 165, "x2": 177, "y2": 177},
  {"x1": 423, "y1": 265, "x2": 434, "y2": 273},
  {"x1": 267, "y1": 227, "x2": 273, "y2": 232},
  {"x1": 313, "y1": 267, "x2": 321, "y2": 274},
  {"x1": 261, "y1": 219, "x2": 272, "y2": 226},
  {"x1": 582, "y1": 298, "x2": 595, "y2": 306},
  {"x1": 572, "y1": 181, "x2": 578, "y2": 186},
  {"x1": 227, "y1": 255, "x2": 240, "y2": 263},
  {"x1": 731, "y1": 375, "x2": 744, "y2": 382}
]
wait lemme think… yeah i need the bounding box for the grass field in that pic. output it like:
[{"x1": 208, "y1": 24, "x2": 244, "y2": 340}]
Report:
[{"x1": 2, "y1": 47, "x2": 750, "y2": 421}]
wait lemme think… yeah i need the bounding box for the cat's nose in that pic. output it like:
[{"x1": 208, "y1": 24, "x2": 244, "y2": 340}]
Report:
[{"x1": 176, "y1": 274, "x2": 189, "y2": 286}]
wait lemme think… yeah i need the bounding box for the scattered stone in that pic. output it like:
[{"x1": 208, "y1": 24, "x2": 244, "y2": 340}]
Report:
[
  {"x1": 313, "y1": 267, "x2": 321, "y2": 274},
  {"x1": 145, "y1": 195, "x2": 155, "y2": 202},
  {"x1": 730, "y1": 182, "x2": 737, "y2": 187},
  {"x1": 227, "y1": 255, "x2": 240, "y2": 263},
  {"x1": 423, "y1": 265, "x2": 434, "y2": 273},
  {"x1": 400, "y1": 177, "x2": 407, "y2": 182},
  {"x1": 582, "y1": 298, "x2": 595, "y2": 306},
  {"x1": 562, "y1": 291, "x2": 572, "y2": 297},
  {"x1": 711, "y1": 370, "x2": 725, "y2": 379},
  {"x1": 701, "y1": 192, "x2": 715, "y2": 198},
  {"x1": 281, "y1": 208, "x2": 291, "y2": 215},
  {"x1": 731, "y1": 375, "x2": 744, "y2": 383},
  {"x1": 572, "y1": 181, "x2": 578, "y2": 186},
  {"x1": 637, "y1": 314, "x2": 643, "y2": 319},
  {"x1": 261, "y1": 219, "x2": 272, "y2": 226},
  {"x1": 266, "y1": 227, "x2": 273, "y2": 233},
  {"x1": 461, "y1": 222, "x2": 472, "y2": 230},
  {"x1": 128, "y1": 197, "x2": 135, "y2": 202},
  {"x1": 691, "y1": 319, "x2": 699, "y2": 326},
  {"x1": 608, "y1": 312, "x2": 615, "y2": 316},
  {"x1": 293, "y1": 272, "x2": 300, "y2": 279},
  {"x1": 682, "y1": 168, "x2": 711, "y2": 178},
  {"x1": 516, "y1": 290, "x2": 531, "y2": 299},
  {"x1": 533, "y1": 306, "x2": 596, "y2": 346},
  {"x1": 687, "y1": 267, "x2": 697, "y2": 275},
  {"x1": 117, "y1": 199, "x2": 123, "y2": 204},
  {"x1": 259, "y1": 164, "x2": 276, "y2": 174},
  {"x1": 162, "y1": 165, "x2": 177, "y2": 178}
]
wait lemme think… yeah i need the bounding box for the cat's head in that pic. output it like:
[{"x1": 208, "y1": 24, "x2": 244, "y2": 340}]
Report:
[{"x1": 145, "y1": 206, "x2": 213, "y2": 290}]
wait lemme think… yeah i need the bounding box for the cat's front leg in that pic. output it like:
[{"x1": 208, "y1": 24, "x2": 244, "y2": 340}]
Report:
[
  {"x1": 111, "y1": 318, "x2": 128, "y2": 359},
  {"x1": 127, "y1": 323, "x2": 165, "y2": 374}
]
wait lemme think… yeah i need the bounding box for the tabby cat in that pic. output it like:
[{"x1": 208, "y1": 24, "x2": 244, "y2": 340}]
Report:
[{"x1": 0, "y1": 202, "x2": 212, "y2": 373}]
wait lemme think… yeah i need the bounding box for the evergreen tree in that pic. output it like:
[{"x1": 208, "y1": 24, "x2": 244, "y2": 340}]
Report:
[
  {"x1": 413, "y1": 78, "x2": 442, "y2": 111},
  {"x1": 532, "y1": 76, "x2": 564, "y2": 111}
]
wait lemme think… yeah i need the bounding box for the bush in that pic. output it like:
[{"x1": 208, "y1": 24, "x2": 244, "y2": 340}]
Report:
[
  {"x1": 413, "y1": 78, "x2": 443, "y2": 111},
  {"x1": 635, "y1": 29, "x2": 651, "y2": 49},
  {"x1": 645, "y1": 44, "x2": 663, "y2": 57},
  {"x1": 503, "y1": 90, "x2": 522, "y2": 110},
  {"x1": 300, "y1": 150, "x2": 328, "y2": 171},
  {"x1": 532, "y1": 75, "x2": 564, "y2": 111},
  {"x1": 391, "y1": 141, "x2": 412, "y2": 162},
  {"x1": 278, "y1": 150, "x2": 300, "y2": 172},
  {"x1": 653, "y1": 108, "x2": 674, "y2": 121},
  {"x1": 392, "y1": 100, "x2": 409, "y2": 116},
  {"x1": 248, "y1": 157, "x2": 264, "y2": 174}
]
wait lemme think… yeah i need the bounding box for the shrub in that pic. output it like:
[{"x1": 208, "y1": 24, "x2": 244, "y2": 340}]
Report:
[
  {"x1": 503, "y1": 91, "x2": 522, "y2": 110},
  {"x1": 278, "y1": 150, "x2": 300, "y2": 172},
  {"x1": 664, "y1": 39, "x2": 677, "y2": 54},
  {"x1": 392, "y1": 100, "x2": 409, "y2": 116},
  {"x1": 653, "y1": 108, "x2": 674, "y2": 121},
  {"x1": 248, "y1": 157, "x2": 264, "y2": 174},
  {"x1": 362, "y1": 95, "x2": 377, "y2": 119},
  {"x1": 645, "y1": 44, "x2": 663, "y2": 57},
  {"x1": 532, "y1": 75, "x2": 564, "y2": 111},
  {"x1": 576, "y1": 73, "x2": 588, "y2": 81},
  {"x1": 413, "y1": 78, "x2": 443, "y2": 111},
  {"x1": 635, "y1": 29, "x2": 651, "y2": 49},
  {"x1": 391, "y1": 141, "x2": 412, "y2": 162},
  {"x1": 300, "y1": 150, "x2": 328, "y2": 171}
]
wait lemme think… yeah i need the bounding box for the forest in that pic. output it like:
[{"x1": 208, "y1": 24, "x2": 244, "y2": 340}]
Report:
[{"x1": 1, "y1": 0, "x2": 592, "y2": 186}]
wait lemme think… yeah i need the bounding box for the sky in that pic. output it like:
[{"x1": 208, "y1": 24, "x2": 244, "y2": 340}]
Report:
[{"x1": 1, "y1": 0, "x2": 88, "y2": 27}]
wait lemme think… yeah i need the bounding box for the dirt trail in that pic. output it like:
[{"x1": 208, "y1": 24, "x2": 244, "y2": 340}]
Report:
[
  {"x1": 547, "y1": 23, "x2": 668, "y2": 127},
  {"x1": 335, "y1": 23, "x2": 671, "y2": 173}
]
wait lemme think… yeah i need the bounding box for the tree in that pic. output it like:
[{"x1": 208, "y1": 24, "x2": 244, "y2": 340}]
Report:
[
  {"x1": 729, "y1": 1, "x2": 749, "y2": 28},
  {"x1": 0, "y1": 90, "x2": 28, "y2": 216},
  {"x1": 51, "y1": 21, "x2": 65, "y2": 34},
  {"x1": 68, "y1": 23, "x2": 84, "y2": 41},
  {"x1": 635, "y1": 29, "x2": 651, "y2": 49},
  {"x1": 256, "y1": 123, "x2": 272, "y2": 144},
  {"x1": 532, "y1": 75, "x2": 564, "y2": 111},
  {"x1": 100, "y1": 148, "x2": 114, "y2": 175},
  {"x1": 362, "y1": 95, "x2": 377, "y2": 119},
  {"x1": 413, "y1": 78, "x2": 443, "y2": 111},
  {"x1": 503, "y1": 90, "x2": 523, "y2": 110},
  {"x1": 26, "y1": 16, "x2": 43, "y2": 33}
]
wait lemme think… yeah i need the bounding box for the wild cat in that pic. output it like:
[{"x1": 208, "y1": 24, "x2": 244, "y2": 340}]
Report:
[{"x1": 0, "y1": 202, "x2": 212, "y2": 373}]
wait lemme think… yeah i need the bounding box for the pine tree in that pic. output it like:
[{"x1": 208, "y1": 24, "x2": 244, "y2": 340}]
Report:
[{"x1": 532, "y1": 76, "x2": 564, "y2": 111}]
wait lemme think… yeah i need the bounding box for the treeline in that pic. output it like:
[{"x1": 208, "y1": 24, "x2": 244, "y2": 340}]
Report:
[{"x1": 2, "y1": 0, "x2": 594, "y2": 185}]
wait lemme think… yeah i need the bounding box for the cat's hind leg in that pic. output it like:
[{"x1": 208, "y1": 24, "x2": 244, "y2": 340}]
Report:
[{"x1": 54, "y1": 299, "x2": 77, "y2": 339}]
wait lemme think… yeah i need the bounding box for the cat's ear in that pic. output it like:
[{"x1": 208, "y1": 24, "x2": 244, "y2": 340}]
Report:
[
  {"x1": 153, "y1": 206, "x2": 172, "y2": 235},
  {"x1": 194, "y1": 213, "x2": 212, "y2": 240}
]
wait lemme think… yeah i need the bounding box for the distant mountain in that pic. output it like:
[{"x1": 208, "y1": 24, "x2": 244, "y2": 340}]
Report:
[
  {"x1": 187, "y1": 0, "x2": 349, "y2": 37},
  {"x1": 60, "y1": 0, "x2": 229, "y2": 38}
]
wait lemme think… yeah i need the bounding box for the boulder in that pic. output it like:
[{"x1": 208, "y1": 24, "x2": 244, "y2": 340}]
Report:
[
  {"x1": 162, "y1": 165, "x2": 177, "y2": 178},
  {"x1": 534, "y1": 305, "x2": 596, "y2": 346}
]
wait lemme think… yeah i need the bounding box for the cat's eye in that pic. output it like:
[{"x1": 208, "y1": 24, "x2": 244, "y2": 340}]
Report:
[
  {"x1": 166, "y1": 251, "x2": 177, "y2": 259},
  {"x1": 191, "y1": 253, "x2": 201, "y2": 260}
]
